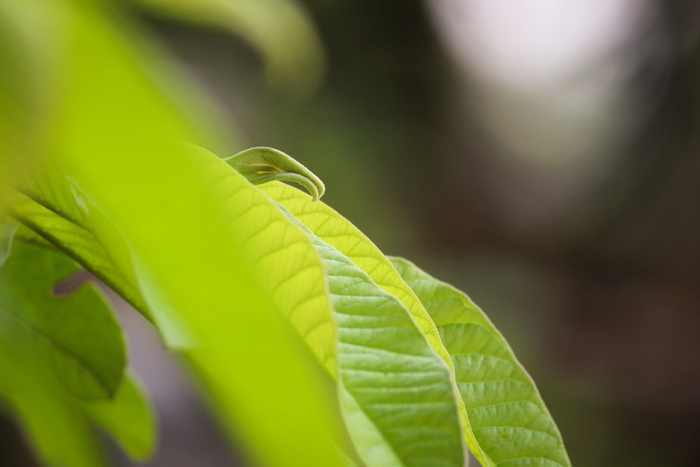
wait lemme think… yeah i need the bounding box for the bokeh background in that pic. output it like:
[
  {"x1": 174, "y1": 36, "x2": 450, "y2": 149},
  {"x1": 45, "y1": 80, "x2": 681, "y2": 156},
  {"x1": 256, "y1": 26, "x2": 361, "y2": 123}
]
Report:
[{"x1": 3, "y1": 0, "x2": 700, "y2": 465}]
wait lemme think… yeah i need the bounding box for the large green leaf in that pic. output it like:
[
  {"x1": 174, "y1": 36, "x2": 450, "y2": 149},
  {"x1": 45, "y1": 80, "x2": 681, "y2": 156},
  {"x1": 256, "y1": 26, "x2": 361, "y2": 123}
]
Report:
[
  {"x1": 391, "y1": 258, "x2": 571, "y2": 467},
  {"x1": 30, "y1": 1, "x2": 347, "y2": 464},
  {"x1": 0, "y1": 241, "x2": 126, "y2": 399},
  {"x1": 259, "y1": 181, "x2": 487, "y2": 460},
  {"x1": 192, "y1": 145, "x2": 338, "y2": 376},
  {"x1": 9, "y1": 170, "x2": 150, "y2": 320},
  {"x1": 258, "y1": 181, "x2": 453, "y2": 369},
  {"x1": 10, "y1": 145, "x2": 340, "y2": 378},
  {"x1": 275, "y1": 208, "x2": 464, "y2": 467},
  {"x1": 0, "y1": 241, "x2": 155, "y2": 466}
]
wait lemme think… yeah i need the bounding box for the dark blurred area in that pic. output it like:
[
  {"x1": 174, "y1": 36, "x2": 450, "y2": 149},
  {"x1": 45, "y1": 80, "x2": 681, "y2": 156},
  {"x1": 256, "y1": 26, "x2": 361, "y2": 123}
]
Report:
[{"x1": 4, "y1": 0, "x2": 700, "y2": 465}]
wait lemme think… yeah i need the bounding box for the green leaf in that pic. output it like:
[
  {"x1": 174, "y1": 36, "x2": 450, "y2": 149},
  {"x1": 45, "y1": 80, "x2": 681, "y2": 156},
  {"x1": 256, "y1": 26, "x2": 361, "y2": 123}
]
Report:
[
  {"x1": 259, "y1": 181, "x2": 478, "y2": 458},
  {"x1": 276, "y1": 208, "x2": 465, "y2": 467},
  {"x1": 0, "y1": 241, "x2": 126, "y2": 400},
  {"x1": 0, "y1": 241, "x2": 155, "y2": 462},
  {"x1": 258, "y1": 182, "x2": 454, "y2": 369},
  {"x1": 2, "y1": 381, "x2": 105, "y2": 467},
  {"x1": 226, "y1": 146, "x2": 325, "y2": 201},
  {"x1": 9, "y1": 177, "x2": 151, "y2": 321},
  {"x1": 0, "y1": 1, "x2": 48, "y2": 209},
  {"x1": 128, "y1": 0, "x2": 326, "y2": 94},
  {"x1": 0, "y1": 357, "x2": 155, "y2": 466},
  {"x1": 391, "y1": 258, "x2": 571, "y2": 467},
  {"x1": 192, "y1": 145, "x2": 339, "y2": 375},
  {"x1": 0, "y1": 221, "x2": 16, "y2": 266},
  {"x1": 1, "y1": 0, "x2": 346, "y2": 461},
  {"x1": 83, "y1": 375, "x2": 156, "y2": 461},
  {"x1": 33, "y1": 1, "x2": 347, "y2": 462}
]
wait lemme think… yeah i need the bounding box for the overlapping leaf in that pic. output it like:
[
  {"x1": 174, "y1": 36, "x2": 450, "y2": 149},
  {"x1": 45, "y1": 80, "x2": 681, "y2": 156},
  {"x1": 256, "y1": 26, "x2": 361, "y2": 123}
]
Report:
[
  {"x1": 1, "y1": 0, "x2": 347, "y2": 465},
  {"x1": 0, "y1": 241, "x2": 155, "y2": 466},
  {"x1": 259, "y1": 180, "x2": 486, "y2": 461},
  {"x1": 9, "y1": 169, "x2": 150, "y2": 319},
  {"x1": 0, "y1": 241, "x2": 125, "y2": 399},
  {"x1": 301, "y1": 227, "x2": 465, "y2": 467},
  {"x1": 392, "y1": 258, "x2": 571, "y2": 467},
  {"x1": 258, "y1": 181, "x2": 453, "y2": 368},
  {"x1": 0, "y1": 0, "x2": 572, "y2": 465},
  {"x1": 192, "y1": 145, "x2": 338, "y2": 375},
  {"x1": 83, "y1": 375, "x2": 157, "y2": 461}
]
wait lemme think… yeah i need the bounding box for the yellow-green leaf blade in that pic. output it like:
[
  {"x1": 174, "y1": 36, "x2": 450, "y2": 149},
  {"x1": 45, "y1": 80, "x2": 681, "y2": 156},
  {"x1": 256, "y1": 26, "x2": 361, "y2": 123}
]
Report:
[
  {"x1": 194, "y1": 145, "x2": 337, "y2": 377},
  {"x1": 279, "y1": 212, "x2": 465, "y2": 467},
  {"x1": 391, "y1": 257, "x2": 571, "y2": 467},
  {"x1": 259, "y1": 182, "x2": 452, "y2": 368},
  {"x1": 8, "y1": 189, "x2": 150, "y2": 319},
  {"x1": 259, "y1": 181, "x2": 479, "y2": 460}
]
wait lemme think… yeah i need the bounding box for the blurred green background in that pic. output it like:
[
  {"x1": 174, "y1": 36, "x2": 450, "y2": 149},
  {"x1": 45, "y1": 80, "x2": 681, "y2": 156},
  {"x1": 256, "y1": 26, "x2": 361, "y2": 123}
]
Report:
[{"x1": 3, "y1": 0, "x2": 700, "y2": 465}]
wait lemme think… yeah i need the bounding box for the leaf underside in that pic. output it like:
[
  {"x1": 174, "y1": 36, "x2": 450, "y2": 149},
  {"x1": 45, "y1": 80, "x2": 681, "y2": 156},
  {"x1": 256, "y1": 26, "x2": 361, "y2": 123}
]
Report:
[
  {"x1": 277, "y1": 208, "x2": 465, "y2": 467},
  {"x1": 392, "y1": 257, "x2": 571, "y2": 467}
]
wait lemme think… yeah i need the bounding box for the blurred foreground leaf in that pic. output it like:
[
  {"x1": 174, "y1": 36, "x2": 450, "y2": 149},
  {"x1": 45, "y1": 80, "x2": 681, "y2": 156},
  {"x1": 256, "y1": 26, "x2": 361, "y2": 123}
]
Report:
[{"x1": 33, "y1": 1, "x2": 347, "y2": 464}]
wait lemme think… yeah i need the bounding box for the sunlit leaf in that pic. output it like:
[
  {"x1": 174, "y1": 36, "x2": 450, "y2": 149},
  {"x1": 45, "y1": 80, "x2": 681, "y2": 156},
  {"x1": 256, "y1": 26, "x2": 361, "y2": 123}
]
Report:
[
  {"x1": 392, "y1": 257, "x2": 571, "y2": 467},
  {"x1": 260, "y1": 181, "x2": 479, "y2": 458},
  {"x1": 9, "y1": 181, "x2": 150, "y2": 320},
  {"x1": 258, "y1": 182, "x2": 453, "y2": 367},
  {"x1": 277, "y1": 209, "x2": 465, "y2": 467},
  {"x1": 35, "y1": 1, "x2": 347, "y2": 464}
]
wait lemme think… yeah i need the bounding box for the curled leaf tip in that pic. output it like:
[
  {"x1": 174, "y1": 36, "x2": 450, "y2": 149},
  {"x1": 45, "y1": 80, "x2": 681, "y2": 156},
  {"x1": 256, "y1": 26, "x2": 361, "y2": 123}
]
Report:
[{"x1": 225, "y1": 147, "x2": 325, "y2": 201}]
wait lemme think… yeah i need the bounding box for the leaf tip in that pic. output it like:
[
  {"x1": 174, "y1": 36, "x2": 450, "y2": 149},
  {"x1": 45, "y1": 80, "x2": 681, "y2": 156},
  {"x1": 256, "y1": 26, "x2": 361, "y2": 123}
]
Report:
[{"x1": 225, "y1": 146, "x2": 325, "y2": 201}]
